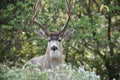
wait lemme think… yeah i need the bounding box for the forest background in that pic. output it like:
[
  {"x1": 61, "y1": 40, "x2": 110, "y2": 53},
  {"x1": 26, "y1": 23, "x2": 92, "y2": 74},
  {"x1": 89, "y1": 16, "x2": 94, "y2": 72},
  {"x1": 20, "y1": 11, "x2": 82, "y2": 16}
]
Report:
[{"x1": 0, "y1": 0, "x2": 120, "y2": 80}]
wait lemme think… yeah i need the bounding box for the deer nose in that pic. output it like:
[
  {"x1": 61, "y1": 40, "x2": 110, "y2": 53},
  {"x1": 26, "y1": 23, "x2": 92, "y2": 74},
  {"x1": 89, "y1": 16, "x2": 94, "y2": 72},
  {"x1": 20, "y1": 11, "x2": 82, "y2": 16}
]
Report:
[{"x1": 51, "y1": 45, "x2": 58, "y2": 51}]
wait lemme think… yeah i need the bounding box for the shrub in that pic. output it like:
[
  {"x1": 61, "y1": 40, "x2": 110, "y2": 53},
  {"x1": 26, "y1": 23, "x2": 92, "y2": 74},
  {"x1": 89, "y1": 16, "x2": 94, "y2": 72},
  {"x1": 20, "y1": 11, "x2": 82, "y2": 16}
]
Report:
[{"x1": 0, "y1": 64, "x2": 100, "y2": 80}]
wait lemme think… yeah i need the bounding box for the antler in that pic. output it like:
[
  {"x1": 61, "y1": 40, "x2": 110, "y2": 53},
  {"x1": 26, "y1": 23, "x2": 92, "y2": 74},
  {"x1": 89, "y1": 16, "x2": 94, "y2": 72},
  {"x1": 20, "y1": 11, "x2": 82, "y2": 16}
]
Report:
[
  {"x1": 32, "y1": 0, "x2": 49, "y2": 36},
  {"x1": 59, "y1": 0, "x2": 70, "y2": 35}
]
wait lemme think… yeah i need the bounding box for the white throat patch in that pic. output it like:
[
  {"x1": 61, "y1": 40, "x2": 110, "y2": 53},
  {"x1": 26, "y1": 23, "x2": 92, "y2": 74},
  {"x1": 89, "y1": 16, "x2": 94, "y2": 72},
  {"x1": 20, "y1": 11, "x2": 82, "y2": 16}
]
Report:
[{"x1": 50, "y1": 50, "x2": 60, "y2": 58}]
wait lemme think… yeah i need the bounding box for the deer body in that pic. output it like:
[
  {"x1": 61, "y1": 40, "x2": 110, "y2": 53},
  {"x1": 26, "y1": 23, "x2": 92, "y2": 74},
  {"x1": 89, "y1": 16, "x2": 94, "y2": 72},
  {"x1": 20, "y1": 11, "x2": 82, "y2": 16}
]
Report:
[
  {"x1": 28, "y1": 0, "x2": 73, "y2": 71},
  {"x1": 29, "y1": 36, "x2": 64, "y2": 70}
]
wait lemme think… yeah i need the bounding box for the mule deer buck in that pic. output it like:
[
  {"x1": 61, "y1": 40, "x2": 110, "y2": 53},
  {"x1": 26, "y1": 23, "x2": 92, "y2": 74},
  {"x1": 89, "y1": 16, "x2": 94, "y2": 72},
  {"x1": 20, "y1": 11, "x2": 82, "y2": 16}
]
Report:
[{"x1": 28, "y1": 0, "x2": 73, "y2": 71}]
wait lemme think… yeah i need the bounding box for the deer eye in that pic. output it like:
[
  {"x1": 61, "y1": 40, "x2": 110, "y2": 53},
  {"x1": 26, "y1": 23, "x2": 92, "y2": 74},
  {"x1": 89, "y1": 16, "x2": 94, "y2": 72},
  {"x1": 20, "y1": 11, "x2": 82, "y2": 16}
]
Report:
[
  {"x1": 58, "y1": 39, "x2": 61, "y2": 42},
  {"x1": 48, "y1": 39, "x2": 51, "y2": 42}
]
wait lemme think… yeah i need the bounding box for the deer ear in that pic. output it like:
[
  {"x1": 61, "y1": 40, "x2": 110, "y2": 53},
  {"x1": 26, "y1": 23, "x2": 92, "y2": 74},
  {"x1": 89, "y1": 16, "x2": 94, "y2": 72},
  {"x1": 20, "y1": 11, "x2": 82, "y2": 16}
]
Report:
[
  {"x1": 62, "y1": 30, "x2": 74, "y2": 39},
  {"x1": 34, "y1": 30, "x2": 48, "y2": 39}
]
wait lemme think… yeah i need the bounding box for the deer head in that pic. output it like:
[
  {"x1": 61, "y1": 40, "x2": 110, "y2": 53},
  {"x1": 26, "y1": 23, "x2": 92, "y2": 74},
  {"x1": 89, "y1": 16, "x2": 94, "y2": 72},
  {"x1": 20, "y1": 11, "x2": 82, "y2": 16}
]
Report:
[{"x1": 32, "y1": 0, "x2": 73, "y2": 59}]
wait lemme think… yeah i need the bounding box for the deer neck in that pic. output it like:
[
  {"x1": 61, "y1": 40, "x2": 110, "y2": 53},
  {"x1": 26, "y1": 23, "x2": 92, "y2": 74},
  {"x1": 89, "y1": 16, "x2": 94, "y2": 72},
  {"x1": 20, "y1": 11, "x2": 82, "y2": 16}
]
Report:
[{"x1": 45, "y1": 46, "x2": 63, "y2": 69}]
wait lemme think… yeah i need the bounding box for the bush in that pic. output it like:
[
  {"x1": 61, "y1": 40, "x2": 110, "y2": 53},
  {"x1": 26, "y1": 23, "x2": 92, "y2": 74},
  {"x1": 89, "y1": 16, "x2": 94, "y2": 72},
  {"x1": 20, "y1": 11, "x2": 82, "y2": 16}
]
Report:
[
  {"x1": 0, "y1": 64, "x2": 9, "y2": 80},
  {"x1": 0, "y1": 64, "x2": 100, "y2": 80}
]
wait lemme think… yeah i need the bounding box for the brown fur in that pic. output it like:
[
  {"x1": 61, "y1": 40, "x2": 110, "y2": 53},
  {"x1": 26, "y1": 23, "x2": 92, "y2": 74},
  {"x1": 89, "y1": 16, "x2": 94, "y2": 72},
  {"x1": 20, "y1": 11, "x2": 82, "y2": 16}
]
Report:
[{"x1": 28, "y1": 40, "x2": 63, "y2": 71}]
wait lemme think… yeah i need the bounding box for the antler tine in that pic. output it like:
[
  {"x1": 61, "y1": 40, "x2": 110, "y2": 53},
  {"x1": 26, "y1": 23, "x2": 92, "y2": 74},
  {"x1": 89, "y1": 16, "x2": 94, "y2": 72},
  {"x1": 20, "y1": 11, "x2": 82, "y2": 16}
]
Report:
[
  {"x1": 32, "y1": 0, "x2": 49, "y2": 36},
  {"x1": 59, "y1": 0, "x2": 70, "y2": 35}
]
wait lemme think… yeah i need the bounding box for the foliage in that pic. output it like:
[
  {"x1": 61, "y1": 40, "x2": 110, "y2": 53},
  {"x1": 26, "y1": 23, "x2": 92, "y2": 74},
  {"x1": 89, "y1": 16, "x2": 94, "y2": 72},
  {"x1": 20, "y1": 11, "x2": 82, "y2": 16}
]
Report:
[
  {"x1": 0, "y1": 0, "x2": 120, "y2": 80},
  {"x1": 0, "y1": 64, "x2": 100, "y2": 80}
]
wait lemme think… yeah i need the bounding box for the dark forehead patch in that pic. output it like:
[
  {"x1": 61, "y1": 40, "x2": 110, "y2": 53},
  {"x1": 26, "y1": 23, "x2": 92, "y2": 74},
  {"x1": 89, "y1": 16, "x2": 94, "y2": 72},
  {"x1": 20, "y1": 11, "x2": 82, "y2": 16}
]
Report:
[{"x1": 49, "y1": 32, "x2": 59, "y2": 40}]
